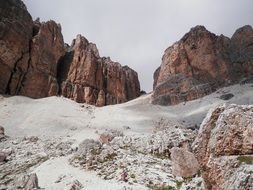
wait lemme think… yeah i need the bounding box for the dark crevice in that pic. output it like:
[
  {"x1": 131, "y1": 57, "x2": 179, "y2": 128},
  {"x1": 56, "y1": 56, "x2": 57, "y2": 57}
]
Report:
[
  {"x1": 17, "y1": 38, "x2": 33, "y2": 94},
  {"x1": 5, "y1": 51, "x2": 25, "y2": 94},
  {"x1": 56, "y1": 50, "x2": 74, "y2": 95}
]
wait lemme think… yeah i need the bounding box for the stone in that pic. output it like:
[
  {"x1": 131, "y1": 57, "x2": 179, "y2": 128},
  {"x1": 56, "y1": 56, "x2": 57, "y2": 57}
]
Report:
[
  {"x1": 99, "y1": 130, "x2": 123, "y2": 144},
  {"x1": 170, "y1": 147, "x2": 199, "y2": 178},
  {"x1": 1, "y1": 147, "x2": 13, "y2": 156},
  {"x1": 0, "y1": 0, "x2": 33, "y2": 94},
  {"x1": 0, "y1": 151, "x2": 7, "y2": 162},
  {"x1": 219, "y1": 93, "x2": 234, "y2": 100},
  {"x1": 58, "y1": 35, "x2": 140, "y2": 106},
  {"x1": 96, "y1": 90, "x2": 106, "y2": 107},
  {"x1": 152, "y1": 25, "x2": 253, "y2": 105},
  {"x1": 192, "y1": 104, "x2": 253, "y2": 190},
  {"x1": 0, "y1": 126, "x2": 4, "y2": 135},
  {"x1": 0, "y1": 0, "x2": 140, "y2": 107},
  {"x1": 69, "y1": 180, "x2": 83, "y2": 190},
  {"x1": 18, "y1": 20, "x2": 65, "y2": 98},
  {"x1": 15, "y1": 173, "x2": 39, "y2": 189},
  {"x1": 25, "y1": 173, "x2": 39, "y2": 190}
]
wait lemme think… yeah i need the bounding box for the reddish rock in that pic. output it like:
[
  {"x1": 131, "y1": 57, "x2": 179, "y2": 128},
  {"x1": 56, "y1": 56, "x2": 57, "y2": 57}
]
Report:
[
  {"x1": 230, "y1": 25, "x2": 253, "y2": 78},
  {"x1": 19, "y1": 20, "x2": 65, "y2": 98},
  {"x1": 58, "y1": 35, "x2": 140, "y2": 106},
  {"x1": 192, "y1": 104, "x2": 253, "y2": 190},
  {"x1": 152, "y1": 25, "x2": 253, "y2": 105},
  {"x1": 0, "y1": 0, "x2": 33, "y2": 94},
  {"x1": 0, "y1": 0, "x2": 140, "y2": 106}
]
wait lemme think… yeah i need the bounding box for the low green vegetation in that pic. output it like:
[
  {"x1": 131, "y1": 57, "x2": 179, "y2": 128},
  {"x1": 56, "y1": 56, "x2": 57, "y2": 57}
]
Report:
[
  {"x1": 152, "y1": 185, "x2": 175, "y2": 190},
  {"x1": 175, "y1": 180, "x2": 183, "y2": 189},
  {"x1": 237, "y1": 156, "x2": 253, "y2": 164}
]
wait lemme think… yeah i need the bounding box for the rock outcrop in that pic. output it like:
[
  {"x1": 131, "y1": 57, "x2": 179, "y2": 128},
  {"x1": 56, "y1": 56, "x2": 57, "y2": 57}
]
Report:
[
  {"x1": 0, "y1": 0, "x2": 64, "y2": 98},
  {"x1": 18, "y1": 20, "x2": 65, "y2": 98},
  {"x1": 58, "y1": 35, "x2": 140, "y2": 106},
  {"x1": 192, "y1": 104, "x2": 253, "y2": 190},
  {"x1": 0, "y1": 0, "x2": 140, "y2": 106},
  {"x1": 0, "y1": 0, "x2": 33, "y2": 94},
  {"x1": 152, "y1": 25, "x2": 253, "y2": 105},
  {"x1": 170, "y1": 147, "x2": 199, "y2": 178},
  {"x1": 16, "y1": 173, "x2": 40, "y2": 190}
]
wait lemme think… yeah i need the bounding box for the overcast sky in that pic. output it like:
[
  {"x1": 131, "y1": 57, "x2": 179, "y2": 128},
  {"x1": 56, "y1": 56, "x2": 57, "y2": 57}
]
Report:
[{"x1": 23, "y1": 0, "x2": 252, "y2": 92}]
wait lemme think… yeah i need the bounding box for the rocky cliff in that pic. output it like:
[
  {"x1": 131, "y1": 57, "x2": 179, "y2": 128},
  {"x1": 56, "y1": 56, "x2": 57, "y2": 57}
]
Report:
[
  {"x1": 0, "y1": 0, "x2": 140, "y2": 106},
  {"x1": 192, "y1": 104, "x2": 253, "y2": 190},
  {"x1": 58, "y1": 35, "x2": 140, "y2": 106},
  {"x1": 152, "y1": 25, "x2": 253, "y2": 105}
]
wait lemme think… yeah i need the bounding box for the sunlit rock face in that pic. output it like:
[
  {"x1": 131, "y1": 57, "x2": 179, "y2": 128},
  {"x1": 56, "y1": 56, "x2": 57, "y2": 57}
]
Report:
[
  {"x1": 192, "y1": 104, "x2": 253, "y2": 190},
  {"x1": 58, "y1": 35, "x2": 140, "y2": 106},
  {"x1": 152, "y1": 25, "x2": 253, "y2": 105},
  {"x1": 0, "y1": 0, "x2": 140, "y2": 106}
]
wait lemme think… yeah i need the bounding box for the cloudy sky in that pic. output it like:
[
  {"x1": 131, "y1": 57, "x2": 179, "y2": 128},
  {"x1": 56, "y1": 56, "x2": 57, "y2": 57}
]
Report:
[{"x1": 23, "y1": 0, "x2": 252, "y2": 92}]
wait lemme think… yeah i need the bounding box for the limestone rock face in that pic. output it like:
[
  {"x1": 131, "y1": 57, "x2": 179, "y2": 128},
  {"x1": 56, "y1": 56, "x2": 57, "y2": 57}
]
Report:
[
  {"x1": 152, "y1": 25, "x2": 253, "y2": 105},
  {"x1": 0, "y1": 0, "x2": 140, "y2": 106},
  {"x1": 19, "y1": 20, "x2": 65, "y2": 98},
  {"x1": 0, "y1": 0, "x2": 64, "y2": 98},
  {"x1": 58, "y1": 35, "x2": 140, "y2": 106},
  {"x1": 0, "y1": 0, "x2": 33, "y2": 94},
  {"x1": 192, "y1": 104, "x2": 253, "y2": 190},
  {"x1": 170, "y1": 147, "x2": 199, "y2": 178}
]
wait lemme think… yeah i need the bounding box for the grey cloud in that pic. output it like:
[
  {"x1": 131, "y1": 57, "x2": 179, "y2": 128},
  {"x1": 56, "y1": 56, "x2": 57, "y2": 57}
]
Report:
[{"x1": 23, "y1": 0, "x2": 253, "y2": 92}]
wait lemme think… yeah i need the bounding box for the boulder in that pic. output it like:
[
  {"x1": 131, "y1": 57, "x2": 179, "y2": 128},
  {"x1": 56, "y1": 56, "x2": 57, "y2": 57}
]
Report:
[
  {"x1": 219, "y1": 93, "x2": 234, "y2": 100},
  {"x1": 99, "y1": 130, "x2": 123, "y2": 144},
  {"x1": 0, "y1": 126, "x2": 4, "y2": 135},
  {"x1": 192, "y1": 104, "x2": 253, "y2": 190},
  {"x1": 170, "y1": 147, "x2": 199, "y2": 178},
  {"x1": 0, "y1": 152, "x2": 7, "y2": 162},
  {"x1": 15, "y1": 173, "x2": 39, "y2": 189},
  {"x1": 152, "y1": 25, "x2": 253, "y2": 105},
  {"x1": 69, "y1": 180, "x2": 83, "y2": 190}
]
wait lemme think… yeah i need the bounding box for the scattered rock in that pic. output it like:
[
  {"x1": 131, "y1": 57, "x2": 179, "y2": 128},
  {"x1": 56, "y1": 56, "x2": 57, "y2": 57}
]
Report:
[
  {"x1": 170, "y1": 147, "x2": 199, "y2": 178},
  {"x1": 0, "y1": 137, "x2": 73, "y2": 186},
  {"x1": 123, "y1": 126, "x2": 131, "y2": 130},
  {"x1": 23, "y1": 136, "x2": 39, "y2": 143},
  {"x1": 69, "y1": 180, "x2": 83, "y2": 190},
  {"x1": 55, "y1": 174, "x2": 66, "y2": 183},
  {"x1": 219, "y1": 93, "x2": 234, "y2": 100},
  {"x1": 70, "y1": 125, "x2": 196, "y2": 188},
  {"x1": 99, "y1": 130, "x2": 123, "y2": 144}
]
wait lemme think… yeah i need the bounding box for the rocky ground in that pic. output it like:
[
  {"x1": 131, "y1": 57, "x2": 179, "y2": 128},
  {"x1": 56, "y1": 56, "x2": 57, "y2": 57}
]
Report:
[{"x1": 0, "y1": 83, "x2": 252, "y2": 190}]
